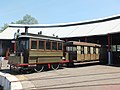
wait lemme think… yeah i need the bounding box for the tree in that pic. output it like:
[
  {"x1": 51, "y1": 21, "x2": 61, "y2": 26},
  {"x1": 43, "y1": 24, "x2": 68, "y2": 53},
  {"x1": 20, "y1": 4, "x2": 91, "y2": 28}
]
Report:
[
  {"x1": 16, "y1": 14, "x2": 38, "y2": 24},
  {"x1": 0, "y1": 23, "x2": 8, "y2": 31},
  {"x1": 0, "y1": 14, "x2": 39, "y2": 31}
]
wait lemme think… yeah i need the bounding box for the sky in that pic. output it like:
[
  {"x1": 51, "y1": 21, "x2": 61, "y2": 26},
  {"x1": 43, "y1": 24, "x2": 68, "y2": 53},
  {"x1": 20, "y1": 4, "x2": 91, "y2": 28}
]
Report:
[{"x1": 0, "y1": 0, "x2": 120, "y2": 28}]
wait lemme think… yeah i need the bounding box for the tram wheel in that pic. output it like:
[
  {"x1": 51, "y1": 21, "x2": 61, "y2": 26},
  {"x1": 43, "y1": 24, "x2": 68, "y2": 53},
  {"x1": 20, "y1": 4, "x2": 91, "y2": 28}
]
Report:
[
  {"x1": 34, "y1": 65, "x2": 44, "y2": 72},
  {"x1": 51, "y1": 63, "x2": 60, "y2": 70},
  {"x1": 10, "y1": 65, "x2": 12, "y2": 71}
]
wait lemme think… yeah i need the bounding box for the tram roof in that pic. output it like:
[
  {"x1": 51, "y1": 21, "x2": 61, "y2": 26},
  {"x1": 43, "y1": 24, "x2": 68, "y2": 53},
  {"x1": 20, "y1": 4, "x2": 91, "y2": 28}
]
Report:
[
  {"x1": 1, "y1": 14, "x2": 120, "y2": 39},
  {"x1": 18, "y1": 33, "x2": 63, "y2": 41},
  {"x1": 65, "y1": 41, "x2": 101, "y2": 47}
]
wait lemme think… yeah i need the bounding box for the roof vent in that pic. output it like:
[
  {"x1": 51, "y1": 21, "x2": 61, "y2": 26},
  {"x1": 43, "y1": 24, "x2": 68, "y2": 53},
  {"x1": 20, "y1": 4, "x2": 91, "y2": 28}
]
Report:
[
  {"x1": 38, "y1": 31, "x2": 42, "y2": 35},
  {"x1": 53, "y1": 34, "x2": 55, "y2": 36},
  {"x1": 56, "y1": 35, "x2": 58, "y2": 38}
]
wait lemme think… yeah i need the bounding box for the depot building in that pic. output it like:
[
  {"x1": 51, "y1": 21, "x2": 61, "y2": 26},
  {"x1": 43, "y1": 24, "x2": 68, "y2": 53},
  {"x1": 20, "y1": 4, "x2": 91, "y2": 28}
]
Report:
[{"x1": 0, "y1": 14, "x2": 120, "y2": 64}]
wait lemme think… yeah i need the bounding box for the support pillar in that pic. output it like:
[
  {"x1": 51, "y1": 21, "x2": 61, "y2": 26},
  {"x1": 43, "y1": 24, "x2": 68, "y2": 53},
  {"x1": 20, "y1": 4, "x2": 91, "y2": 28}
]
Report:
[
  {"x1": 85, "y1": 37, "x2": 87, "y2": 42},
  {"x1": 108, "y1": 33, "x2": 111, "y2": 65},
  {"x1": 14, "y1": 42, "x2": 16, "y2": 53}
]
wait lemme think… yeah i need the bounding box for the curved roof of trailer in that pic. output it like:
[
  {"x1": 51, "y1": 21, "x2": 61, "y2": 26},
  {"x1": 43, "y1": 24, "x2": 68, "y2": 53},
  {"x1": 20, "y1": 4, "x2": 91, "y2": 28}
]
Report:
[
  {"x1": 65, "y1": 41, "x2": 101, "y2": 47},
  {"x1": 1, "y1": 14, "x2": 120, "y2": 39}
]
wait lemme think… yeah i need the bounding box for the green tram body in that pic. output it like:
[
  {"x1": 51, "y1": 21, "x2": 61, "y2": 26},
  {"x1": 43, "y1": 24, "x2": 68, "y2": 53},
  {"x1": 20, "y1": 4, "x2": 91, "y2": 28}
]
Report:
[
  {"x1": 8, "y1": 33, "x2": 64, "y2": 72},
  {"x1": 8, "y1": 33, "x2": 101, "y2": 72}
]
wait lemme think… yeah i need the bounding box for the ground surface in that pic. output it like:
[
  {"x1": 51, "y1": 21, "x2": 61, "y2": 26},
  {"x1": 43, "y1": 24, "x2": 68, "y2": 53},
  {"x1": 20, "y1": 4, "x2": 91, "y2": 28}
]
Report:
[{"x1": 11, "y1": 63, "x2": 120, "y2": 90}]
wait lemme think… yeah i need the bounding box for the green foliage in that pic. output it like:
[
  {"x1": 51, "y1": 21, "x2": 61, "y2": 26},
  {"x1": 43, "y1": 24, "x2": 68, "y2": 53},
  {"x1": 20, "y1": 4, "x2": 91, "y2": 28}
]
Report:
[
  {"x1": 0, "y1": 30, "x2": 3, "y2": 33},
  {"x1": 16, "y1": 14, "x2": 38, "y2": 24},
  {"x1": 0, "y1": 23, "x2": 8, "y2": 31},
  {"x1": 0, "y1": 14, "x2": 39, "y2": 31}
]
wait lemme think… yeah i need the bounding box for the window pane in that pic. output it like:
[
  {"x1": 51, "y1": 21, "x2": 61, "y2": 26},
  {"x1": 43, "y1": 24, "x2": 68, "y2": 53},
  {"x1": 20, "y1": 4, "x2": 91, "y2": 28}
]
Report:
[
  {"x1": 117, "y1": 45, "x2": 120, "y2": 51},
  {"x1": 52, "y1": 41, "x2": 57, "y2": 50},
  {"x1": 39, "y1": 41, "x2": 44, "y2": 49},
  {"x1": 31, "y1": 41, "x2": 37, "y2": 49},
  {"x1": 111, "y1": 45, "x2": 116, "y2": 51},
  {"x1": 46, "y1": 41, "x2": 51, "y2": 50},
  {"x1": 84, "y1": 47, "x2": 87, "y2": 54},
  {"x1": 90, "y1": 47, "x2": 93, "y2": 54},
  {"x1": 66, "y1": 47, "x2": 72, "y2": 51},
  {"x1": 58, "y1": 42, "x2": 62, "y2": 50},
  {"x1": 96, "y1": 48, "x2": 98, "y2": 54},
  {"x1": 77, "y1": 46, "x2": 81, "y2": 54},
  {"x1": 73, "y1": 47, "x2": 77, "y2": 51}
]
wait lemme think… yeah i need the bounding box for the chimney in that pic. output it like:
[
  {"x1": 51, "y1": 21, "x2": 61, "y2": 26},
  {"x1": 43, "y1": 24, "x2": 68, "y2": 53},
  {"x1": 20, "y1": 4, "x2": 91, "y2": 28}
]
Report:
[{"x1": 25, "y1": 27, "x2": 28, "y2": 34}]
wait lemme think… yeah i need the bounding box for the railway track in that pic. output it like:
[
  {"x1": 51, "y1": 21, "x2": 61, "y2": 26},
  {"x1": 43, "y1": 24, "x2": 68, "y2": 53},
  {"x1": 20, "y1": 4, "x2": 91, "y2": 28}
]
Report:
[
  {"x1": 12, "y1": 64, "x2": 120, "y2": 90},
  {"x1": 1, "y1": 62, "x2": 120, "y2": 90}
]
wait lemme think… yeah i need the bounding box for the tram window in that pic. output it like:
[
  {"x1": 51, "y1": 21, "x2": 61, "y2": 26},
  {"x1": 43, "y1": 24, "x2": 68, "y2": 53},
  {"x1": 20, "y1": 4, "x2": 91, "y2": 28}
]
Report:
[
  {"x1": 66, "y1": 47, "x2": 69, "y2": 51},
  {"x1": 21, "y1": 40, "x2": 28, "y2": 49},
  {"x1": 117, "y1": 45, "x2": 120, "y2": 51},
  {"x1": 66, "y1": 47, "x2": 72, "y2": 51},
  {"x1": 77, "y1": 46, "x2": 81, "y2": 54},
  {"x1": 73, "y1": 47, "x2": 77, "y2": 51},
  {"x1": 46, "y1": 41, "x2": 51, "y2": 50},
  {"x1": 39, "y1": 40, "x2": 44, "y2": 49},
  {"x1": 58, "y1": 42, "x2": 62, "y2": 50},
  {"x1": 81, "y1": 46, "x2": 84, "y2": 54},
  {"x1": 87, "y1": 47, "x2": 90, "y2": 54},
  {"x1": 96, "y1": 48, "x2": 99, "y2": 54},
  {"x1": 84, "y1": 47, "x2": 87, "y2": 54},
  {"x1": 16, "y1": 40, "x2": 29, "y2": 52},
  {"x1": 93, "y1": 47, "x2": 96, "y2": 54},
  {"x1": 90, "y1": 47, "x2": 93, "y2": 54},
  {"x1": 31, "y1": 40, "x2": 37, "y2": 49},
  {"x1": 52, "y1": 41, "x2": 57, "y2": 50},
  {"x1": 77, "y1": 46, "x2": 81, "y2": 51}
]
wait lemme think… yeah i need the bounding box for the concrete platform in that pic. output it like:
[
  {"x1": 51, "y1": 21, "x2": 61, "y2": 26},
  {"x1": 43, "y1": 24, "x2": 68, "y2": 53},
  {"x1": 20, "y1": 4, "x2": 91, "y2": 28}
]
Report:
[
  {"x1": 1, "y1": 60, "x2": 9, "y2": 69},
  {"x1": 0, "y1": 60, "x2": 23, "y2": 90}
]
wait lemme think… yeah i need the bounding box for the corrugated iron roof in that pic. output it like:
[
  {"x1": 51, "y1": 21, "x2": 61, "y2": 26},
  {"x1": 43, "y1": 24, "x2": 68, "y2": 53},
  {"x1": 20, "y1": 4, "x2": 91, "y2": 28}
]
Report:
[{"x1": 1, "y1": 14, "x2": 120, "y2": 39}]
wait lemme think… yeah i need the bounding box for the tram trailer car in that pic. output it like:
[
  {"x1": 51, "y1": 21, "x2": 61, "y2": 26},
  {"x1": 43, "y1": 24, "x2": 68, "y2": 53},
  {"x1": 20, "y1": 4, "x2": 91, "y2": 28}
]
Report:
[
  {"x1": 8, "y1": 32, "x2": 101, "y2": 73},
  {"x1": 64, "y1": 41, "x2": 101, "y2": 66}
]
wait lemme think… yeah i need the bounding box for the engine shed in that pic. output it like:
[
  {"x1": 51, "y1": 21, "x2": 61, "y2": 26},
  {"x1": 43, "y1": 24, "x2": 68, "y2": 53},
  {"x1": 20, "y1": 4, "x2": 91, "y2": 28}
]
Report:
[{"x1": 1, "y1": 14, "x2": 120, "y2": 64}]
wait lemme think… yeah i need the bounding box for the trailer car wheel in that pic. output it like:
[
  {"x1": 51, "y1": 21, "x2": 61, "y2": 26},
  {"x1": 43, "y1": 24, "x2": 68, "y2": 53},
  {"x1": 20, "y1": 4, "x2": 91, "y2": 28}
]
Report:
[
  {"x1": 34, "y1": 65, "x2": 44, "y2": 72},
  {"x1": 66, "y1": 62, "x2": 74, "y2": 67},
  {"x1": 51, "y1": 63, "x2": 60, "y2": 70}
]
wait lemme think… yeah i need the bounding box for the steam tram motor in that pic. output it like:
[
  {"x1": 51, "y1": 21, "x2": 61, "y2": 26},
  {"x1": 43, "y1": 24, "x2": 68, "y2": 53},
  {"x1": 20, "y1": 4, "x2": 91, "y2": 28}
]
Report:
[{"x1": 8, "y1": 32, "x2": 101, "y2": 72}]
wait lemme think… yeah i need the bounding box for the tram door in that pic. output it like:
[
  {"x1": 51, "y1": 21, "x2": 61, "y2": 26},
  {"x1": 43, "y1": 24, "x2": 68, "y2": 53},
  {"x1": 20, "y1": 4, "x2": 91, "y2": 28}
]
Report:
[
  {"x1": 77, "y1": 46, "x2": 84, "y2": 61},
  {"x1": 66, "y1": 46, "x2": 77, "y2": 61}
]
